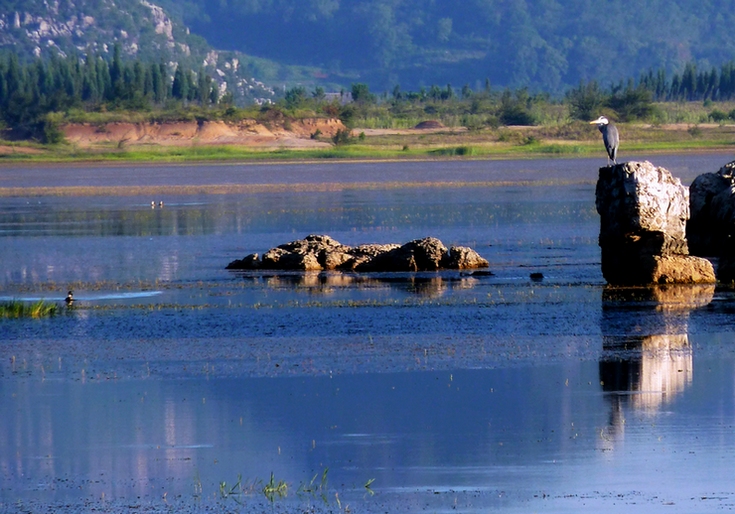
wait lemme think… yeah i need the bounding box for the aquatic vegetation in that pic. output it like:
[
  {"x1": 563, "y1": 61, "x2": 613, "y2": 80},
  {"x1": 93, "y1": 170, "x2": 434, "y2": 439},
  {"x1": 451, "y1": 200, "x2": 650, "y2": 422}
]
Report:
[
  {"x1": 215, "y1": 468, "x2": 340, "y2": 506},
  {"x1": 297, "y1": 467, "x2": 329, "y2": 502},
  {"x1": 262, "y1": 472, "x2": 288, "y2": 502},
  {"x1": 0, "y1": 300, "x2": 58, "y2": 318},
  {"x1": 219, "y1": 474, "x2": 242, "y2": 499},
  {"x1": 219, "y1": 474, "x2": 253, "y2": 504}
]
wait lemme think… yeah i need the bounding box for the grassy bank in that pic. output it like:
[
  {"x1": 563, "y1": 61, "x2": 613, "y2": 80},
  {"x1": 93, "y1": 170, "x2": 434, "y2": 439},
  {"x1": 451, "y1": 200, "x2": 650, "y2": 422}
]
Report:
[{"x1": 1, "y1": 118, "x2": 734, "y2": 164}]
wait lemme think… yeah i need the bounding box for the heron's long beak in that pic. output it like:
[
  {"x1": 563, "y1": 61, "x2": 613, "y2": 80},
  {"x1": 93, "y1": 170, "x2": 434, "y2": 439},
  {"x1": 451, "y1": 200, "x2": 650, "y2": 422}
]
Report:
[{"x1": 589, "y1": 120, "x2": 599, "y2": 124}]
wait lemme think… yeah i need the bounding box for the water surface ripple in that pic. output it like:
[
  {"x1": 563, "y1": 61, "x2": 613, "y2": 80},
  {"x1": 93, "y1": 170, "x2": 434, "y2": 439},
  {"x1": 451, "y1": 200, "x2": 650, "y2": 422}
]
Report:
[{"x1": 2, "y1": 156, "x2": 735, "y2": 513}]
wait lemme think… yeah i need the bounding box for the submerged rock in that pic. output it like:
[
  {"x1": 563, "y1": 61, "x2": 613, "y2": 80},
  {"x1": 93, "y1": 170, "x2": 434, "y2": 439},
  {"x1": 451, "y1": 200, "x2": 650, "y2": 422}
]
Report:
[
  {"x1": 596, "y1": 161, "x2": 715, "y2": 285},
  {"x1": 226, "y1": 235, "x2": 489, "y2": 272}
]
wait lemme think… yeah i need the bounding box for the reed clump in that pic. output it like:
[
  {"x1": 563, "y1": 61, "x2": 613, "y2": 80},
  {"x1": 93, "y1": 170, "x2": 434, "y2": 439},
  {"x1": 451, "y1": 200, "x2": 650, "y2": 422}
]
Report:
[{"x1": 0, "y1": 300, "x2": 58, "y2": 318}]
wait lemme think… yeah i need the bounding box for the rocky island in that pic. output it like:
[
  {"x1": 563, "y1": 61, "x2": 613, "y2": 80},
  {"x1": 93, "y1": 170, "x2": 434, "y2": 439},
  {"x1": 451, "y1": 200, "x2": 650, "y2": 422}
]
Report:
[{"x1": 226, "y1": 235, "x2": 489, "y2": 272}]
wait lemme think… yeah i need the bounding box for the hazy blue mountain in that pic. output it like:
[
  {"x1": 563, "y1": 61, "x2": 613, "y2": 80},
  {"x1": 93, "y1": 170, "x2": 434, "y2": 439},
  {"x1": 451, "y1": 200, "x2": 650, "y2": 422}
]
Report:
[
  {"x1": 159, "y1": 0, "x2": 735, "y2": 93},
  {"x1": 2, "y1": 0, "x2": 734, "y2": 97}
]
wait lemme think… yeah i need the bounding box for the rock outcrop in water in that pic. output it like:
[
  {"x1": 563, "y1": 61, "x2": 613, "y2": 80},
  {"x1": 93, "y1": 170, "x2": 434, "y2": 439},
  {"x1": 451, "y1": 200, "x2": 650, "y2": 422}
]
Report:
[
  {"x1": 687, "y1": 160, "x2": 735, "y2": 281},
  {"x1": 595, "y1": 161, "x2": 715, "y2": 285},
  {"x1": 226, "y1": 234, "x2": 490, "y2": 272},
  {"x1": 687, "y1": 161, "x2": 735, "y2": 255}
]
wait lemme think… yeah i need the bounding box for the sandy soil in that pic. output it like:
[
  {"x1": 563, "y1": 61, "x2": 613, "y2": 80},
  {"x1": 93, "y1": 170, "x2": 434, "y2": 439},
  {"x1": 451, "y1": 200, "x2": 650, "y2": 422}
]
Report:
[
  {"x1": 61, "y1": 117, "x2": 347, "y2": 149},
  {"x1": 358, "y1": 126, "x2": 468, "y2": 136},
  {"x1": 0, "y1": 145, "x2": 44, "y2": 155}
]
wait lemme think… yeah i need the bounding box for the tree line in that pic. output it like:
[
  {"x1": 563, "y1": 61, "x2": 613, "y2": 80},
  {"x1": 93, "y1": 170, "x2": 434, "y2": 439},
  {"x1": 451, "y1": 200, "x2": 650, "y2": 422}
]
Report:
[
  {"x1": 565, "y1": 60, "x2": 735, "y2": 123},
  {"x1": 638, "y1": 62, "x2": 735, "y2": 102},
  {"x1": 0, "y1": 46, "x2": 220, "y2": 142},
  {"x1": 3, "y1": 50, "x2": 735, "y2": 144},
  {"x1": 285, "y1": 60, "x2": 735, "y2": 131}
]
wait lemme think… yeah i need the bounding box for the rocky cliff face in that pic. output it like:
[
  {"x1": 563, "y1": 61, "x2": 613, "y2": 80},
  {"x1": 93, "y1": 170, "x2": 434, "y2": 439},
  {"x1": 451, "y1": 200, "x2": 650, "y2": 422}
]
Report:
[
  {"x1": 0, "y1": 0, "x2": 185, "y2": 58},
  {"x1": 0, "y1": 0, "x2": 275, "y2": 104}
]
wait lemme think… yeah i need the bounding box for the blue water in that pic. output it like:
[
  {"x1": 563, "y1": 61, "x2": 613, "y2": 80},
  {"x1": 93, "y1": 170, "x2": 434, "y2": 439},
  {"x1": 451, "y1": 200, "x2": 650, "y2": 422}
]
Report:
[{"x1": 2, "y1": 155, "x2": 735, "y2": 513}]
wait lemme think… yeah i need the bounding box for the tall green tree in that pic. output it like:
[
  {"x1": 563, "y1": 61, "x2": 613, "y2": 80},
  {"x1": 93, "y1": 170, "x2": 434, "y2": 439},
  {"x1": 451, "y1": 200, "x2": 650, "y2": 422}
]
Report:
[{"x1": 171, "y1": 64, "x2": 190, "y2": 100}]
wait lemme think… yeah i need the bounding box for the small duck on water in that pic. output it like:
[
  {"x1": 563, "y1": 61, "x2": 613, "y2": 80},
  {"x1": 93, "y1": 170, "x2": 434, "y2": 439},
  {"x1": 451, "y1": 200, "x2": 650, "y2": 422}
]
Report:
[{"x1": 65, "y1": 290, "x2": 74, "y2": 305}]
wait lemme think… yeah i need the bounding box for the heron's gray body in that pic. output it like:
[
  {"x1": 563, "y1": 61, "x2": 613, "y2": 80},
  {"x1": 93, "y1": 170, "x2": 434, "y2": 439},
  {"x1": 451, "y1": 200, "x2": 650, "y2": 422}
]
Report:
[
  {"x1": 599, "y1": 123, "x2": 618, "y2": 164},
  {"x1": 590, "y1": 115, "x2": 619, "y2": 165}
]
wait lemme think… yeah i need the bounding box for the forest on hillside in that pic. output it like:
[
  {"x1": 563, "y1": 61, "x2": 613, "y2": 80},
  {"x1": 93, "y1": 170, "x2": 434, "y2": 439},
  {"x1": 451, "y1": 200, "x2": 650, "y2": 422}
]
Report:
[
  {"x1": 4, "y1": 44, "x2": 735, "y2": 144},
  {"x1": 4, "y1": 0, "x2": 735, "y2": 97},
  {"x1": 0, "y1": 0, "x2": 277, "y2": 104},
  {"x1": 161, "y1": 0, "x2": 735, "y2": 92}
]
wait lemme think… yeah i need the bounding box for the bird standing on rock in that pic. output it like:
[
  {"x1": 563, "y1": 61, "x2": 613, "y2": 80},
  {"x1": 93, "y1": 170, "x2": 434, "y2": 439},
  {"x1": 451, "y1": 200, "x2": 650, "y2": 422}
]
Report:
[{"x1": 589, "y1": 115, "x2": 619, "y2": 166}]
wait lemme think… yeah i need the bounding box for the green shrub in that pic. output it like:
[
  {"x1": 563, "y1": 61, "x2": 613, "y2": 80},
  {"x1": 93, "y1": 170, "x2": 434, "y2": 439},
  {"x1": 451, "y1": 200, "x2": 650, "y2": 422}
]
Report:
[
  {"x1": 332, "y1": 129, "x2": 351, "y2": 146},
  {"x1": 709, "y1": 109, "x2": 728, "y2": 122},
  {"x1": 430, "y1": 145, "x2": 477, "y2": 156}
]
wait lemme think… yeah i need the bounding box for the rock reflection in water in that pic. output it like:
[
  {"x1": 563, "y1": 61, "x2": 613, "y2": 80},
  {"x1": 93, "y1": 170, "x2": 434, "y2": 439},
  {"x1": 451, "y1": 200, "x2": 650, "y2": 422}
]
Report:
[
  {"x1": 238, "y1": 271, "x2": 480, "y2": 297},
  {"x1": 599, "y1": 285, "x2": 715, "y2": 444}
]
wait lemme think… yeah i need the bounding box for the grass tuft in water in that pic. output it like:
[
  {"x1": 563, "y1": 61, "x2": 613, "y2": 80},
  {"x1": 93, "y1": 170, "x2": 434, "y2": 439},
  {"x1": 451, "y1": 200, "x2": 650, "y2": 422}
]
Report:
[
  {"x1": 364, "y1": 477, "x2": 376, "y2": 495},
  {"x1": 263, "y1": 472, "x2": 288, "y2": 502},
  {"x1": 0, "y1": 300, "x2": 58, "y2": 318},
  {"x1": 298, "y1": 467, "x2": 329, "y2": 503}
]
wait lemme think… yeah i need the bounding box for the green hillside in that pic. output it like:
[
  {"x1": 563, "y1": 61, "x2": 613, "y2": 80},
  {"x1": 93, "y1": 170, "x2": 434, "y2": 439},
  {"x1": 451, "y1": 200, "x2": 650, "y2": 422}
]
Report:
[
  {"x1": 3, "y1": 0, "x2": 735, "y2": 96},
  {"x1": 0, "y1": 0, "x2": 280, "y2": 103},
  {"x1": 160, "y1": 0, "x2": 735, "y2": 93}
]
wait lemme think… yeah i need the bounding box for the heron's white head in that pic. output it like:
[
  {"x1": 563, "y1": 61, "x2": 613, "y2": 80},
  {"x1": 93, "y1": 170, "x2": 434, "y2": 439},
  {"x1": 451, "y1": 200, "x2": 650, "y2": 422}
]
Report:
[{"x1": 589, "y1": 115, "x2": 609, "y2": 126}]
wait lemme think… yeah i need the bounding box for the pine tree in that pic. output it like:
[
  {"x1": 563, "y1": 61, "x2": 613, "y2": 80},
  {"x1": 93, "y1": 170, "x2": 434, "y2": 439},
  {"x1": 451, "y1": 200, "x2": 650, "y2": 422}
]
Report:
[
  {"x1": 171, "y1": 64, "x2": 189, "y2": 100},
  {"x1": 197, "y1": 67, "x2": 210, "y2": 105},
  {"x1": 150, "y1": 63, "x2": 167, "y2": 104}
]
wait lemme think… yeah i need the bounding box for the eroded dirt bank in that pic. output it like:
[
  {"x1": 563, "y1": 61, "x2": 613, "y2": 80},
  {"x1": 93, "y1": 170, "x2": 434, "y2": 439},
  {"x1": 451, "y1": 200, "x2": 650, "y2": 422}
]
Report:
[{"x1": 61, "y1": 117, "x2": 347, "y2": 148}]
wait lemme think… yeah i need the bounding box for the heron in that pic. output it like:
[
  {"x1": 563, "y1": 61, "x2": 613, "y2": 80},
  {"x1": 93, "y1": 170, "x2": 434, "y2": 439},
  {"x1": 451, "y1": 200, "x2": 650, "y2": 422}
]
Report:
[{"x1": 589, "y1": 115, "x2": 619, "y2": 165}]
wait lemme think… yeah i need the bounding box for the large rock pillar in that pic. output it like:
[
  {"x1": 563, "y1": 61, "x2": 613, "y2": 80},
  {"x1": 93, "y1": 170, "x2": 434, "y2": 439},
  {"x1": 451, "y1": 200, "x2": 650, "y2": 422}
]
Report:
[
  {"x1": 595, "y1": 161, "x2": 715, "y2": 285},
  {"x1": 687, "y1": 160, "x2": 735, "y2": 281}
]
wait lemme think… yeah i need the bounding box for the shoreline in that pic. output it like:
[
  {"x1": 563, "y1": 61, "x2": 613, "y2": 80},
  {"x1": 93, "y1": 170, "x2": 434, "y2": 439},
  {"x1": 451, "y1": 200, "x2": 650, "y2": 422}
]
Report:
[
  {"x1": 0, "y1": 144, "x2": 731, "y2": 169},
  {"x1": 0, "y1": 120, "x2": 733, "y2": 165},
  {"x1": 0, "y1": 151, "x2": 731, "y2": 198},
  {"x1": 0, "y1": 179, "x2": 596, "y2": 198}
]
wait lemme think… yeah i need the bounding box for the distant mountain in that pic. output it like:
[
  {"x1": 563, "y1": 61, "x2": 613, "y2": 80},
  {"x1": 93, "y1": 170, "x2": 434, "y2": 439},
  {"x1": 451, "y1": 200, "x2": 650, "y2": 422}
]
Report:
[
  {"x1": 0, "y1": 0, "x2": 278, "y2": 103},
  {"x1": 158, "y1": 0, "x2": 735, "y2": 94},
  {"x1": 4, "y1": 0, "x2": 735, "y2": 99}
]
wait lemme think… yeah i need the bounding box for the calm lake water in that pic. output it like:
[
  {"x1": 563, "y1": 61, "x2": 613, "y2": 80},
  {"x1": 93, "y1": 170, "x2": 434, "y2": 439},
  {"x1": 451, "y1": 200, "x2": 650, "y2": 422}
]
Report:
[{"x1": 2, "y1": 154, "x2": 735, "y2": 513}]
